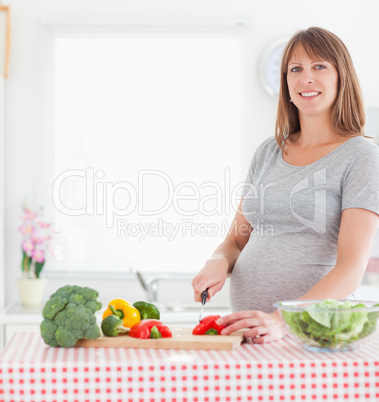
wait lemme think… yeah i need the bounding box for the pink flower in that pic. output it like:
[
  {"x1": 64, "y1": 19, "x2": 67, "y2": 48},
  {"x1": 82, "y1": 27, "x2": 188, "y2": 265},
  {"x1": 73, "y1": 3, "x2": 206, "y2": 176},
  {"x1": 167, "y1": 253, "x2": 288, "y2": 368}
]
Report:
[
  {"x1": 22, "y1": 208, "x2": 37, "y2": 221},
  {"x1": 20, "y1": 205, "x2": 54, "y2": 277},
  {"x1": 31, "y1": 234, "x2": 45, "y2": 245},
  {"x1": 32, "y1": 249, "x2": 45, "y2": 264},
  {"x1": 19, "y1": 225, "x2": 35, "y2": 236},
  {"x1": 37, "y1": 221, "x2": 51, "y2": 229},
  {"x1": 22, "y1": 239, "x2": 34, "y2": 256}
]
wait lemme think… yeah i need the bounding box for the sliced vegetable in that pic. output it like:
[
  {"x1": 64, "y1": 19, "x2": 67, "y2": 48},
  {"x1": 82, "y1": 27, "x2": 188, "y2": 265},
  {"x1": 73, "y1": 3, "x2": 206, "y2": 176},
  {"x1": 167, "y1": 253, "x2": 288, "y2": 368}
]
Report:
[
  {"x1": 133, "y1": 301, "x2": 160, "y2": 320},
  {"x1": 192, "y1": 315, "x2": 226, "y2": 335},
  {"x1": 101, "y1": 315, "x2": 129, "y2": 337},
  {"x1": 128, "y1": 319, "x2": 172, "y2": 339},
  {"x1": 102, "y1": 298, "x2": 140, "y2": 328}
]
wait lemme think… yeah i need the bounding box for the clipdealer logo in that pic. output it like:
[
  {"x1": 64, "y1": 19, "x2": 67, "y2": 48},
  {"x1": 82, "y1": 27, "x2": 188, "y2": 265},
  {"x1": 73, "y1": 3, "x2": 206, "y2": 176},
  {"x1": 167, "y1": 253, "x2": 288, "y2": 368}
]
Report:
[
  {"x1": 290, "y1": 167, "x2": 327, "y2": 234},
  {"x1": 51, "y1": 167, "x2": 246, "y2": 228},
  {"x1": 51, "y1": 167, "x2": 329, "y2": 238}
]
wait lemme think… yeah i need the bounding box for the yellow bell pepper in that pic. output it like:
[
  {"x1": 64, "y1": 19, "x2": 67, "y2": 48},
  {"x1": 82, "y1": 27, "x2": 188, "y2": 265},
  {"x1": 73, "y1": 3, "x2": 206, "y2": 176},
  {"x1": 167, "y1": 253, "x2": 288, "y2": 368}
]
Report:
[{"x1": 102, "y1": 298, "x2": 140, "y2": 328}]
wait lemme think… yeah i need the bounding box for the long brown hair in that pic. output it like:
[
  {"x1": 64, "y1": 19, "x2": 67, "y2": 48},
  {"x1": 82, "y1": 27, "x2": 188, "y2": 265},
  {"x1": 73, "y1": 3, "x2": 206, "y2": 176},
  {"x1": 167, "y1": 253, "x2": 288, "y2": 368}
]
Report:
[{"x1": 275, "y1": 27, "x2": 365, "y2": 151}]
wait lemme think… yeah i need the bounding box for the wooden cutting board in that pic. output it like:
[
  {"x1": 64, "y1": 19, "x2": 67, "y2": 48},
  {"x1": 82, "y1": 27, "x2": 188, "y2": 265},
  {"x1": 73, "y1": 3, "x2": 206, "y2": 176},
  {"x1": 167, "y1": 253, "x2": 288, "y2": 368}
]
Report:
[{"x1": 75, "y1": 327, "x2": 245, "y2": 350}]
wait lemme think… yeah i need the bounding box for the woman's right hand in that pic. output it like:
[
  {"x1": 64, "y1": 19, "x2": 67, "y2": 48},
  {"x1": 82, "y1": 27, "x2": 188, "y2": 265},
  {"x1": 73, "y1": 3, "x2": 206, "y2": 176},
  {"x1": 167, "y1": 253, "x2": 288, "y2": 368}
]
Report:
[
  {"x1": 192, "y1": 257, "x2": 229, "y2": 302},
  {"x1": 192, "y1": 198, "x2": 251, "y2": 303}
]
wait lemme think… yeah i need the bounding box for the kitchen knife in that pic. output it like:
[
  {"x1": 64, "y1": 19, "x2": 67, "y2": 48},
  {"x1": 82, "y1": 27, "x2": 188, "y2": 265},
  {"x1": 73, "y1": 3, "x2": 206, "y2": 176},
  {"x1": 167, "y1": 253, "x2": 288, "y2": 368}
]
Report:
[{"x1": 199, "y1": 288, "x2": 209, "y2": 322}]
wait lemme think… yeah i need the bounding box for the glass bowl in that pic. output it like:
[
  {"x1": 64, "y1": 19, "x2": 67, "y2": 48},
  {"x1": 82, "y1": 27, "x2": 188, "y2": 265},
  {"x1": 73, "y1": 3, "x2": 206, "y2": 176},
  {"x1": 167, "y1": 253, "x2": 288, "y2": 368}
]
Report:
[{"x1": 273, "y1": 299, "x2": 379, "y2": 352}]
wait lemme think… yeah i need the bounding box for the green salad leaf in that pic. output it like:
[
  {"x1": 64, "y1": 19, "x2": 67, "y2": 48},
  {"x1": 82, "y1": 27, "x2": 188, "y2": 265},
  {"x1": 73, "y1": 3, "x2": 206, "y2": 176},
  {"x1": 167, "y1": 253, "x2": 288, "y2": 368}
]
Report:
[{"x1": 282, "y1": 300, "x2": 379, "y2": 349}]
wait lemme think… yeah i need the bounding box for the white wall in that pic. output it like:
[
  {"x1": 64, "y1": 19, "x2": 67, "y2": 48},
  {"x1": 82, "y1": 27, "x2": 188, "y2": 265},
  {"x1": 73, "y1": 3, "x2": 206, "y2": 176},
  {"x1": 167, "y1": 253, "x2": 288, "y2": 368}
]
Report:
[{"x1": 2, "y1": 0, "x2": 379, "y2": 305}]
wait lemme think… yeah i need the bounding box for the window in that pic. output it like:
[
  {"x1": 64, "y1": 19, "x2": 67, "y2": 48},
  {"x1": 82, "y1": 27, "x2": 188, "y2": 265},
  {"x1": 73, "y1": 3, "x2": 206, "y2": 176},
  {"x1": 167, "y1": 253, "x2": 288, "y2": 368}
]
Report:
[{"x1": 49, "y1": 28, "x2": 244, "y2": 273}]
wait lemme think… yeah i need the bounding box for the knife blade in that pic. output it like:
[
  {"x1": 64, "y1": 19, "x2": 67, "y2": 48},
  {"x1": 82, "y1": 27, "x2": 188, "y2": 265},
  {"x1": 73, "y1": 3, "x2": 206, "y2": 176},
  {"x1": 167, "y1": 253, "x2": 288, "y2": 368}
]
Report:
[{"x1": 199, "y1": 288, "x2": 209, "y2": 322}]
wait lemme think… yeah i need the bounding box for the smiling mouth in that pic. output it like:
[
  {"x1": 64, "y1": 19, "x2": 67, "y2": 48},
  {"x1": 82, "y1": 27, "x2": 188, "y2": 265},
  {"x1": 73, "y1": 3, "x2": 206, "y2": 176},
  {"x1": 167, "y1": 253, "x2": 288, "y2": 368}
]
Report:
[{"x1": 300, "y1": 92, "x2": 321, "y2": 98}]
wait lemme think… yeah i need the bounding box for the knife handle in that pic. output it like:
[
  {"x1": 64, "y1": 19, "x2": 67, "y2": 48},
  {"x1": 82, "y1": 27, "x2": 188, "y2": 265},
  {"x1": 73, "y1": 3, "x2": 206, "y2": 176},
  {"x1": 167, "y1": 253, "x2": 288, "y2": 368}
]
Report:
[{"x1": 201, "y1": 288, "x2": 209, "y2": 305}]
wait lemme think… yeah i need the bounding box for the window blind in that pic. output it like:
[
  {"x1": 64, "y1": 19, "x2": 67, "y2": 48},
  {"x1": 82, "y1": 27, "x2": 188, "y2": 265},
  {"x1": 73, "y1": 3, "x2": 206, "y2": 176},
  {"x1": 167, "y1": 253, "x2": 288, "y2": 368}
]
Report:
[{"x1": 49, "y1": 30, "x2": 243, "y2": 274}]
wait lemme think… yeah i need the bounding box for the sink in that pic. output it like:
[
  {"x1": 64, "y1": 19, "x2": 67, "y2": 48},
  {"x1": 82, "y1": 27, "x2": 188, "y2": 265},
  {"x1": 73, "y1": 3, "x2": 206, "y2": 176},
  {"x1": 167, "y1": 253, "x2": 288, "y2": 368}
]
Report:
[
  {"x1": 158, "y1": 302, "x2": 231, "y2": 324},
  {"x1": 159, "y1": 302, "x2": 230, "y2": 312}
]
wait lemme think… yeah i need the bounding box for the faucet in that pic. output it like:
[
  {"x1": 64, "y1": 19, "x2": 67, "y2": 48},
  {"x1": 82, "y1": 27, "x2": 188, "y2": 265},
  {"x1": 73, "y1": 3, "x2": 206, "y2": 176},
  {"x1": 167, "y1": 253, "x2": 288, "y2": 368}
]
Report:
[{"x1": 132, "y1": 268, "x2": 169, "y2": 304}]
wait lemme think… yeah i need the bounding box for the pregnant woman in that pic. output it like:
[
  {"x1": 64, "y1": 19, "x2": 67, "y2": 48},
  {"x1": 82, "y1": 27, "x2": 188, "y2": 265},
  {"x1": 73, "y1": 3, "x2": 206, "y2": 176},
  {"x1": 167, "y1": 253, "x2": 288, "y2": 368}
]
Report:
[{"x1": 192, "y1": 27, "x2": 379, "y2": 343}]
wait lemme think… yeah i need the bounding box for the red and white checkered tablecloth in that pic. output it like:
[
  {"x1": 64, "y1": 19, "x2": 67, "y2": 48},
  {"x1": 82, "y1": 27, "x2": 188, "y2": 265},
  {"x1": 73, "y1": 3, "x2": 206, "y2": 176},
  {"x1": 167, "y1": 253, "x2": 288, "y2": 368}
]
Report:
[{"x1": 1, "y1": 332, "x2": 379, "y2": 402}]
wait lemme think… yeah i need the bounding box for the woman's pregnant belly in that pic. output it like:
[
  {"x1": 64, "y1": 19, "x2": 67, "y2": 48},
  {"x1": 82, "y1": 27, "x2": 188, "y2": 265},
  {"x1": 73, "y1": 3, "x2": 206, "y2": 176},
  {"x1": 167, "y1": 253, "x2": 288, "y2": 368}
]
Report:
[{"x1": 229, "y1": 235, "x2": 335, "y2": 313}]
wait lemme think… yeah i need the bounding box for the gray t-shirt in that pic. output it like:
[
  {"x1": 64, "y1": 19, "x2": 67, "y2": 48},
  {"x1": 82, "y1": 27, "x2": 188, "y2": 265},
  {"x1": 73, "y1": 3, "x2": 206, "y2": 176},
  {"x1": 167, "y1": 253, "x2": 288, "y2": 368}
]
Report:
[{"x1": 229, "y1": 136, "x2": 379, "y2": 313}]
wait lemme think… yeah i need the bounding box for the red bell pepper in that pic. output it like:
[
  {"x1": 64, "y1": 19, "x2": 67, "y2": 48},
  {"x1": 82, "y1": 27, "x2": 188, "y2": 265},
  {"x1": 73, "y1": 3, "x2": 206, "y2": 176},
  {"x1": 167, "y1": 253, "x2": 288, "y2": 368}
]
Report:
[
  {"x1": 192, "y1": 315, "x2": 227, "y2": 335},
  {"x1": 128, "y1": 319, "x2": 172, "y2": 339}
]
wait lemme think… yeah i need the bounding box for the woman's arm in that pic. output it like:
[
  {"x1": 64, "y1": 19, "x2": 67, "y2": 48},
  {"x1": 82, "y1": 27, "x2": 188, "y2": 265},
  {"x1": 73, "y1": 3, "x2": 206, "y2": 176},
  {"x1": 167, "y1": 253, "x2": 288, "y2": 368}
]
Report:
[
  {"x1": 299, "y1": 207, "x2": 379, "y2": 300},
  {"x1": 192, "y1": 198, "x2": 252, "y2": 302},
  {"x1": 218, "y1": 208, "x2": 379, "y2": 343}
]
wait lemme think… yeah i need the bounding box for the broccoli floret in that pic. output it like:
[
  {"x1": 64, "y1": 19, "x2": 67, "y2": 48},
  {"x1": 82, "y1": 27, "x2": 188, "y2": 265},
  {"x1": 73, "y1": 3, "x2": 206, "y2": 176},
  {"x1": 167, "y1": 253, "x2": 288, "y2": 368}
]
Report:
[
  {"x1": 85, "y1": 324, "x2": 101, "y2": 340},
  {"x1": 89, "y1": 314, "x2": 97, "y2": 325},
  {"x1": 55, "y1": 326, "x2": 78, "y2": 348},
  {"x1": 69, "y1": 293, "x2": 85, "y2": 305},
  {"x1": 51, "y1": 285, "x2": 80, "y2": 300},
  {"x1": 40, "y1": 285, "x2": 102, "y2": 348},
  {"x1": 101, "y1": 315, "x2": 129, "y2": 337},
  {"x1": 40, "y1": 319, "x2": 59, "y2": 347},
  {"x1": 86, "y1": 300, "x2": 103, "y2": 313},
  {"x1": 77, "y1": 286, "x2": 99, "y2": 301},
  {"x1": 42, "y1": 296, "x2": 68, "y2": 320}
]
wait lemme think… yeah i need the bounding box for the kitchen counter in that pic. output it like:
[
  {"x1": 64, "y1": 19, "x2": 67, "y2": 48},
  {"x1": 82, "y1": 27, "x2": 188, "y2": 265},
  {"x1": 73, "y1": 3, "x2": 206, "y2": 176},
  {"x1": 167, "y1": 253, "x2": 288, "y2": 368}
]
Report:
[
  {"x1": 0, "y1": 303, "x2": 232, "y2": 349},
  {"x1": 1, "y1": 332, "x2": 379, "y2": 402}
]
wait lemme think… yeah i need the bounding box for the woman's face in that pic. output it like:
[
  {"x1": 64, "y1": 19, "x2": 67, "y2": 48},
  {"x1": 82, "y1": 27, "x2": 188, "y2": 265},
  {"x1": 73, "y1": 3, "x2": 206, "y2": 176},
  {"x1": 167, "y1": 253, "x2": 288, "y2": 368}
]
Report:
[{"x1": 286, "y1": 45, "x2": 339, "y2": 119}]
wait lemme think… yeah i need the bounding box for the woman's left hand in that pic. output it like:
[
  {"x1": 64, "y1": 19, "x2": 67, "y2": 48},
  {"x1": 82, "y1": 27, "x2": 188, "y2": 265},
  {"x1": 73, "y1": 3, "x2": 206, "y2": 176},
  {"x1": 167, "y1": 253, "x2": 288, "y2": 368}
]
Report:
[{"x1": 216, "y1": 310, "x2": 286, "y2": 344}]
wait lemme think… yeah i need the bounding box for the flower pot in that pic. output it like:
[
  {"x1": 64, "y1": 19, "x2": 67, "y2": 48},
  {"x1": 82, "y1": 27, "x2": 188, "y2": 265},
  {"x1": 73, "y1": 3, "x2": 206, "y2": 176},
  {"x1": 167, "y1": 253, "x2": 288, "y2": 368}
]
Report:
[{"x1": 16, "y1": 278, "x2": 47, "y2": 307}]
